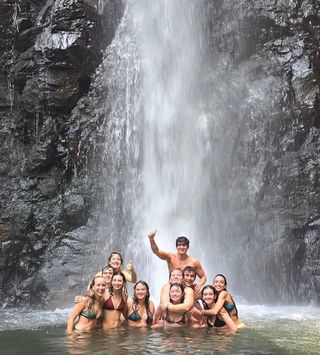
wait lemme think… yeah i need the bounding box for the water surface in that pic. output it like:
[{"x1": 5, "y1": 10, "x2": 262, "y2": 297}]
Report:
[{"x1": 0, "y1": 305, "x2": 319, "y2": 354}]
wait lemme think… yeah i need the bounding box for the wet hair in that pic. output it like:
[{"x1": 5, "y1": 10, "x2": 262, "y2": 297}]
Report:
[
  {"x1": 102, "y1": 266, "x2": 114, "y2": 277},
  {"x1": 182, "y1": 266, "x2": 196, "y2": 276},
  {"x1": 109, "y1": 271, "x2": 127, "y2": 296},
  {"x1": 169, "y1": 283, "x2": 185, "y2": 304},
  {"x1": 107, "y1": 252, "x2": 124, "y2": 267},
  {"x1": 212, "y1": 275, "x2": 238, "y2": 318},
  {"x1": 169, "y1": 268, "x2": 183, "y2": 282},
  {"x1": 175, "y1": 236, "x2": 190, "y2": 247},
  {"x1": 213, "y1": 274, "x2": 227, "y2": 289},
  {"x1": 201, "y1": 285, "x2": 218, "y2": 302},
  {"x1": 87, "y1": 275, "x2": 106, "y2": 311},
  {"x1": 133, "y1": 281, "x2": 152, "y2": 324}
]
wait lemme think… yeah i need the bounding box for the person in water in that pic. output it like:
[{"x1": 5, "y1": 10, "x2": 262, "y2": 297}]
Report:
[
  {"x1": 127, "y1": 281, "x2": 155, "y2": 327},
  {"x1": 74, "y1": 265, "x2": 114, "y2": 304},
  {"x1": 100, "y1": 252, "x2": 137, "y2": 283},
  {"x1": 182, "y1": 266, "x2": 197, "y2": 289},
  {"x1": 201, "y1": 274, "x2": 245, "y2": 328},
  {"x1": 153, "y1": 283, "x2": 188, "y2": 328},
  {"x1": 66, "y1": 276, "x2": 106, "y2": 334},
  {"x1": 154, "y1": 269, "x2": 194, "y2": 321},
  {"x1": 148, "y1": 230, "x2": 206, "y2": 295},
  {"x1": 102, "y1": 271, "x2": 128, "y2": 330},
  {"x1": 193, "y1": 285, "x2": 237, "y2": 332}
]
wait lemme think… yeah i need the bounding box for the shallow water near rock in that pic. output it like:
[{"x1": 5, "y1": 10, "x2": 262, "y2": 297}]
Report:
[{"x1": 0, "y1": 305, "x2": 319, "y2": 354}]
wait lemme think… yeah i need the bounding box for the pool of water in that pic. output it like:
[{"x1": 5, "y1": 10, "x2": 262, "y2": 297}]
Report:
[{"x1": 0, "y1": 305, "x2": 319, "y2": 354}]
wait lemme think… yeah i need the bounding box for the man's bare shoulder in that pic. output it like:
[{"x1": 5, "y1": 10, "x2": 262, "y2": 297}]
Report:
[{"x1": 186, "y1": 256, "x2": 201, "y2": 267}]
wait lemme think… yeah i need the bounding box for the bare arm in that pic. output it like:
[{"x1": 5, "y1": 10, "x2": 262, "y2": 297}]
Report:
[
  {"x1": 193, "y1": 260, "x2": 207, "y2": 295},
  {"x1": 202, "y1": 291, "x2": 227, "y2": 316},
  {"x1": 123, "y1": 261, "x2": 137, "y2": 283},
  {"x1": 190, "y1": 306, "x2": 203, "y2": 322},
  {"x1": 66, "y1": 300, "x2": 86, "y2": 334},
  {"x1": 219, "y1": 311, "x2": 237, "y2": 332},
  {"x1": 148, "y1": 229, "x2": 172, "y2": 261},
  {"x1": 160, "y1": 283, "x2": 170, "y2": 304},
  {"x1": 165, "y1": 288, "x2": 194, "y2": 313}
]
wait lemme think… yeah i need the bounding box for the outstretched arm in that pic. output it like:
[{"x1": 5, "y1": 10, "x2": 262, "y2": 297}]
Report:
[{"x1": 148, "y1": 230, "x2": 172, "y2": 261}]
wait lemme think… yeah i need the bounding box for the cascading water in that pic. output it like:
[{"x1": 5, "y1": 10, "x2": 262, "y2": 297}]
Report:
[
  {"x1": 96, "y1": 0, "x2": 288, "y2": 302},
  {"x1": 92, "y1": 0, "x2": 220, "y2": 295}
]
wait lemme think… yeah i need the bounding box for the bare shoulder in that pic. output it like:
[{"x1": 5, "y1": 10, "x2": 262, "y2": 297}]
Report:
[{"x1": 188, "y1": 256, "x2": 201, "y2": 268}]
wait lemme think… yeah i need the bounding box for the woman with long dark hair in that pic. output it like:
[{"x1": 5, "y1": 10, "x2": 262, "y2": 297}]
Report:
[
  {"x1": 193, "y1": 285, "x2": 237, "y2": 331},
  {"x1": 201, "y1": 275, "x2": 245, "y2": 328},
  {"x1": 102, "y1": 271, "x2": 128, "y2": 330},
  {"x1": 153, "y1": 283, "x2": 188, "y2": 328},
  {"x1": 127, "y1": 281, "x2": 155, "y2": 327}
]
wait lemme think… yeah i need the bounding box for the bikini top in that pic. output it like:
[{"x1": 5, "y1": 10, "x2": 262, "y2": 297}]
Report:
[
  {"x1": 164, "y1": 311, "x2": 186, "y2": 325},
  {"x1": 104, "y1": 296, "x2": 126, "y2": 312},
  {"x1": 224, "y1": 302, "x2": 235, "y2": 313},
  {"x1": 128, "y1": 307, "x2": 153, "y2": 324},
  {"x1": 80, "y1": 308, "x2": 103, "y2": 320}
]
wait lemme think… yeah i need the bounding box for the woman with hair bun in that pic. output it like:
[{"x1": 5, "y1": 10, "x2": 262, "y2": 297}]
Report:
[
  {"x1": 127, "y1": 281, "x2": 155, "y2": 327},
  {"x1": 66, "y1": 276, "x2": 106, "y2": 334}
]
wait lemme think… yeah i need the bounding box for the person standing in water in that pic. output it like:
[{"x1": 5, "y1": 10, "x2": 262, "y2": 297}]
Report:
[
  {"x1": 66, "y1": 276, "x2": 106, "y2": 334},
  {"x1": 148, "y1": 229, "x2": 206, "y2": 295}
]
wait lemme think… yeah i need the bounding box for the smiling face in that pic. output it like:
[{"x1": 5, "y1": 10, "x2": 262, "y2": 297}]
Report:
[
  {"x1": 202, "y1": 288, "x2": 215, "y2": 306},
  {"x1": 112, "y1": 274, "x2": 124, "y2": 290},
  {"x1": 93, "y1": 277, "x2": 106, "y2": 297},
  {"x1": 213, "y1": 275, "x2": 226, "y2": 292},
  {"x1": 184, "y1": 271, "x2": 196, "y2": 287},
  {"x1": 108, "y1": 253, "x2": 122, "y2": 270},
  {"x1": 170, "y1": 269, "x2": 183, "y2": 284},
  {"x1": 134, "y1": 283, "x2": 148, "y2": 301},
  {"x1": 169, "y1": 285, "x2": 183, "y2": 304},
  {"x1": 176, "y1": 242, "x2": 188, "y2": 256},
  {"x1": 102, "y1": 267, "x2": 114, "y2": 283}
]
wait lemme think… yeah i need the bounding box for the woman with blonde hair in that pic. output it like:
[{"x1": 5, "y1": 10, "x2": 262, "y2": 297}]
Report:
[{"x1": 66, "y1": 276, "x2": 106, "y2": 334}]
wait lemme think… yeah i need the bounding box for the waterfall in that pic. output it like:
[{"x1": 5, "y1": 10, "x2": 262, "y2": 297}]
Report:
[
  {"x1": 94, "y1": 0, "x2": 217, "y2": 296},
  {"x1": 94, "y1": 0, "x2": 284, "y2": 300}
]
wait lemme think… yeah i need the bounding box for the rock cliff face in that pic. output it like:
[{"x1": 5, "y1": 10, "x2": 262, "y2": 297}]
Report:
[
  {"x1": 0, "y1": 0, "x2": 319, "y2": 307},
  {"x1": 204, "y1": 0, "x2": 320, "y2": 303},
  {"x1": 0, "y1": 0, "x2": 124, "y2": 307}
]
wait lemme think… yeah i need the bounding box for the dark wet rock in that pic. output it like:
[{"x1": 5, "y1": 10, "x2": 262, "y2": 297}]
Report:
[{"x1": 0, "y1": 0, "x2": 124, "y2": 307}]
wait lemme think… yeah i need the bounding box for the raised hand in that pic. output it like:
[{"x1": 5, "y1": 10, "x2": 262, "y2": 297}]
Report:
[{"x1": 148, "y1": 229, "x2": 157, "y2": 240}]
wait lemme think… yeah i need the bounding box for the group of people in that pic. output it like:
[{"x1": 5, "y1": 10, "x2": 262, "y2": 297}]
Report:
[{"x1": 66, "y1": 229, "x2": 244, "y2": 334}]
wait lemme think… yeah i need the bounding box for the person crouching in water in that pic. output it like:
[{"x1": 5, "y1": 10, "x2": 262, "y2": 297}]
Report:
[
  {"x1": 127, "y1": 281, "x2": 155, "y2": 327},
  {"x1": 153, "y1": 269, "x2": 194, "y2": 323},
  {"x1": 102, "y1": 271, "x2": 128, "y2": 330},
  {"x1": 66, "y1": 276, "x2": 106, "y2": 334},
  {"x1": 204, "y1": 274, "x2": 245, "y2": 329},
  {"x1": 192, "y1": 285, "x2": 237, "y2": 332},
  {"x1": 153, "y1": 283, "x2": 188, "y2": 328}
]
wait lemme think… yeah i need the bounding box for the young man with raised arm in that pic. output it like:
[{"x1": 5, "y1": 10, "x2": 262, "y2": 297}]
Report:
[{"x1": 148, "y1": 229, "x2": 207, "y2": 296}]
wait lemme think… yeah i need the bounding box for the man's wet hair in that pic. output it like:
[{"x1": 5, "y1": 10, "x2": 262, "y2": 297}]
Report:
[
  {"x1": 182, "y1": 266, "x2": 196, "y2": 276},
  {"x1": 175, "y1": 236, "x2": 190, "y2": 247}
]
